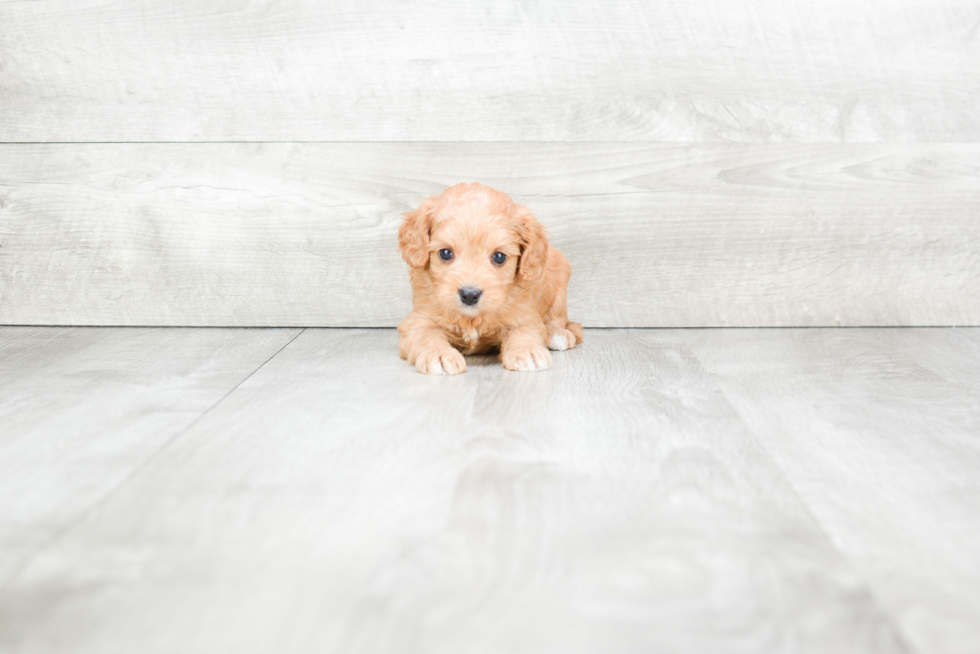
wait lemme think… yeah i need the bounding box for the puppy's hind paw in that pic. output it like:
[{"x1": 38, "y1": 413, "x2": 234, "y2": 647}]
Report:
[
  {"x1": 415, "y1": 347, "x2": 466, "y2": 375},
  {"x1": 502, "y1": 345, "x2": 553, "y2": 372},
  {"x1": 547, "y1": 327, "x2": 578, "y2": 351}
]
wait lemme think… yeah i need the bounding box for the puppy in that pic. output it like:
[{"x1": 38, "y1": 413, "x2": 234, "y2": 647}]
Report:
[{"x1": 397, "y1": 182, "x2": 582, "y2": 374}]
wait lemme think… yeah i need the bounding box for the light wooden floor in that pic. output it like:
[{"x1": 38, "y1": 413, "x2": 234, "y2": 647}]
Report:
[{"x1": 1, "y1": 327, "x2": 978, "y2": 654}]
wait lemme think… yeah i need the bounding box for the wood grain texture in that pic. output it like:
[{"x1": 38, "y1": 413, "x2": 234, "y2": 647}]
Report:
[
  {"x1": 0, "y1": 326, "x2": 301, "y2": 587},
  {"x1": 1, "y1": 0, "x2": 977, "y2": 142},
  {"x1": 0, "y1": 329, "x2": 907, "y2": 654},
  {"x1": 680, "y1": 328, "x2": 980, "y2": 654},
  {"x1": 2, "y1": 142, "x2": 978, "y2": 327}
]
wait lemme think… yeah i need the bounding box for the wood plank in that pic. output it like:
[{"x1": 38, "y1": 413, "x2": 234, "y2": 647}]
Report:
[
  {"x1": 0, "y1": 326, "x2": 301, "y2": 586},
  {"x1": 1, "y1": 142, "x2": 977, "y2": 327},
  {"x1": 0, "y1": 329, "x2": 907, "y2": 654},
  {"x1": 881, "y1": 328, "x2": 980, "y2": 397},
  {"x1": 0, "y1": 0, "x2": 976, "y2": 142},
  {"x1": 680, "y1": 327, "x2": 980, "y2": 654}
]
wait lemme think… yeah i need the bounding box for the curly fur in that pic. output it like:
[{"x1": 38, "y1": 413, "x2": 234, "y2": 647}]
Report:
[{"x1": 398, "y1": 182, "x2": 582, "y2": 374}]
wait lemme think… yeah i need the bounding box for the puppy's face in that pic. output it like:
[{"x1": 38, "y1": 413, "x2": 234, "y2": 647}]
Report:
[
  {"x1": 399, "y1": 183, "x2": 548, "y2": 318},
  {"x1": 427, "y1": 216, "x2": 521, "y2": 317}
]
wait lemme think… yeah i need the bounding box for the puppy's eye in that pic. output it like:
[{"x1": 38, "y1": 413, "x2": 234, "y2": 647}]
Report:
[
  {"x1": 438, "y1": 249, "x2": 454, "y2": 261},
  {"x1": 492, "y1": 252, "x2": 507, "y2": 265}
]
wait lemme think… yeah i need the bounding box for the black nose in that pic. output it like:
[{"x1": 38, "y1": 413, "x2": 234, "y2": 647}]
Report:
[{"x1": 458, "y1": 287, "x2": 482, "y2": 306}]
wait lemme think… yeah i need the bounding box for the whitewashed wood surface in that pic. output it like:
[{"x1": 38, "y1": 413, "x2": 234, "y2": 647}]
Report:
[
  {"x1": 0, "y1": 328, "x2": 911, "y2": 654},
  {"x1": 680, "y1": 328, "x2": 980, "y2": 654},
  {"x1": 2, "y1": 143, "x2": 977, "y2": 327},
  {"x1": 1, "y1": 0, "x2": 976, "y2": 142},
  {"x1": 0, "y1": 327, "x2": 300, "y2": 586}
]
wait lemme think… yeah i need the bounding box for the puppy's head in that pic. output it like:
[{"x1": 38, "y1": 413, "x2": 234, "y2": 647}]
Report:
[{"x1": 399, "y1": 183, "x2": 549, "y2": 317}]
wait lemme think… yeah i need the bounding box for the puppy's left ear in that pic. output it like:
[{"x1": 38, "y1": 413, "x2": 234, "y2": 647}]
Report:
[
  {"x1": 515, "y1": 205, "x2": 549, "y2": 281},
  {"x1": 399, "y1": 196, "x2": 437, "y2": 268}
]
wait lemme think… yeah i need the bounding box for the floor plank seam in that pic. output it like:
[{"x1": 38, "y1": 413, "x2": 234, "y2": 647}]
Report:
[
  {"x1": 0, "y1": 327, "x2": 307, "y2": 591},
  {"x1": 705, "y1": 378, "x2": 923, "y2": 654}
]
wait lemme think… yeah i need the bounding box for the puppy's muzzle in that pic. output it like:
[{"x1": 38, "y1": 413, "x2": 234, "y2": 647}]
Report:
[{"x1": 458, "y1": 287, "x2": 482, "y2": 306}]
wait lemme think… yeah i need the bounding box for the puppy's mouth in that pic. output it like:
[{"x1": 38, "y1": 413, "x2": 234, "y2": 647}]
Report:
[{"x1": 455, "y1": 302, "x2": 482, "y2": 316}]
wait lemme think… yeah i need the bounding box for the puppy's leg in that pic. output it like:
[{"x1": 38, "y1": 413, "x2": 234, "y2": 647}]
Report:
[
  {"x1": 540, "y1": 249, "x2": 582, "y2": 350},
  {"x1": 501, "y1": 321, "x2": 552, "y2": 372},
  {"x1": 398, "y1": 315, "x2": 466, "y2": 375},
  {"x1": 542, "y1": 284, "x2": 582, "y2": 350},
  {"x1": 545, "y1": 320, "x2": 580, "y2": 351}
]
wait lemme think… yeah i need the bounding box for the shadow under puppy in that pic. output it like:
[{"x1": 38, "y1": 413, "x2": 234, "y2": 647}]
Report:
[{"x1": 398, "y1": 182, "x2": 583, "y2": 374}]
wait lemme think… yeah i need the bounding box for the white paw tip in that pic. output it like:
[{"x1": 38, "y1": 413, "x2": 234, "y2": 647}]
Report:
[
  {"x1": 548, "y1": 333, "x2": 570, "y2": 351},
  {"x1": 510, "y1": 353, "x2": 552, "y2": 372}
]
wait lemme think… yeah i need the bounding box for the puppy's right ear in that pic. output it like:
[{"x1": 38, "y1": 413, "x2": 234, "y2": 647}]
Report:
[{"x1": 398, "y1": 197, "x2": 437, "y2": 268}]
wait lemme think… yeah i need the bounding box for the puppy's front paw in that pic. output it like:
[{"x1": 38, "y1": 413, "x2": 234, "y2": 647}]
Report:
[
  {"x1": 502, "y1": 345, "x2": 552, "y2": 372},
  {"x1": 547, "y1": 327, "x2": 578, "y2": 351},
  {"x1": 415, "y1": 347, "x2": 466, "y2": 375}
]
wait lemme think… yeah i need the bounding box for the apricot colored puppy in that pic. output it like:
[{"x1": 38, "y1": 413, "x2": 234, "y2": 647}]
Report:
[{"x1": 398, "y1": 182, "x2": 583, "y2": 374}]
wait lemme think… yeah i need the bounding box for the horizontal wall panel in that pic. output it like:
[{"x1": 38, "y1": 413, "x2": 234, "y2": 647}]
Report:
[
  {"x1": 0, "y1": 142, "x2": 977, "y2": 327},
  {"x1": 1, "y1": 0, "x2": 977, "y2": 142}
]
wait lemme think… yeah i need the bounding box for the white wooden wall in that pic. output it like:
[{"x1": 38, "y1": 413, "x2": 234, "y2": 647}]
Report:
[{"x1": 1, "y1": 0, "x2": 977, "y2": 326}]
